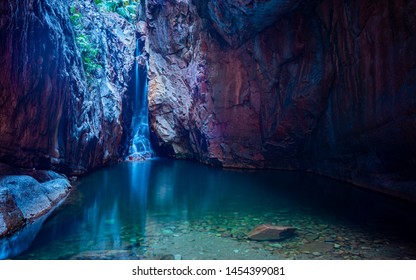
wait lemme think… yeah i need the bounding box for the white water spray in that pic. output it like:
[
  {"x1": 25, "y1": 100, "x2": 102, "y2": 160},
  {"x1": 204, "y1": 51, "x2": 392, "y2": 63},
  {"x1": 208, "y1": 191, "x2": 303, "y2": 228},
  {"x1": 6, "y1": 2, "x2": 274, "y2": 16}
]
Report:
[{"x1": 127, "y1": 39, "x2": 153, "y2": 160}]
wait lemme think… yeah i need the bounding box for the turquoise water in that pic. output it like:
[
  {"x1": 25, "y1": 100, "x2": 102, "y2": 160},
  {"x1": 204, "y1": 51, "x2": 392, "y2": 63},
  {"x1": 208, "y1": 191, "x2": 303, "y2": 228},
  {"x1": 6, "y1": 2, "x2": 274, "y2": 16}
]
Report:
[{"x1": 15, "y1": 158, "x2": 416, "y2": 259}]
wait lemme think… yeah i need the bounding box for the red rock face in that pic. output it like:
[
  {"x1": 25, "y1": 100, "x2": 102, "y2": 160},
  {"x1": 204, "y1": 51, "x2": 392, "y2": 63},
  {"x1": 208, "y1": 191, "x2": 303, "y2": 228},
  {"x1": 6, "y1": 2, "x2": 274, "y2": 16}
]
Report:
[
  {"x1": 0, "y1": 0, "x2": 69, "y2": 168},
  {"x1": 204, "y1": 0, "x2": 304, "y2": 47},
  {"x1": 147, "y1": 0, "x2": 416, "y2": 200},
  {"x1": 0, "y1": 0, "x2": 136, "y2": 174}
]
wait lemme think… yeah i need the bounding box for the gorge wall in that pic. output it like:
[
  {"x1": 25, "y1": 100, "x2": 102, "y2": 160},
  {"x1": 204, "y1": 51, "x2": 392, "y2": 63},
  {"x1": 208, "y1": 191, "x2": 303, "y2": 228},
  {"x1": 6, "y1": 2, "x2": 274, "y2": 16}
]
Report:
[
  {"x1": 147, "y1": 0, "x2": 416, "y2": 200},
  {"x1": 0, "y1": 0, "x2": 137, "y2": 175}
]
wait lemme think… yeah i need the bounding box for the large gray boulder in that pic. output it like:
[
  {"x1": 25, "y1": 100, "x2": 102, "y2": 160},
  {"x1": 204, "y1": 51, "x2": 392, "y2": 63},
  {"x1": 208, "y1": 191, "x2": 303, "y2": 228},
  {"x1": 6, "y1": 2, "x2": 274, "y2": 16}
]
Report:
[{"x1": 0, "y1": 172, "x2": 71, "y2": 259}]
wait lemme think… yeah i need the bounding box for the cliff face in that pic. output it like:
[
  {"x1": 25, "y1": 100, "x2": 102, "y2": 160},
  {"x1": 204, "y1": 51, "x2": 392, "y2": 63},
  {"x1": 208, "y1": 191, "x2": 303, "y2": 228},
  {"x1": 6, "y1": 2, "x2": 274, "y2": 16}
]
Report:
[
  {"x1": 0, "y1": 0, "x2": 136, "y2": 174},
  {"x1": 307, "y1": 0, "x2": 416, "y2": 197},
  {"x1": 147, "y1": 0, "x2": 416, "y2": 199}
]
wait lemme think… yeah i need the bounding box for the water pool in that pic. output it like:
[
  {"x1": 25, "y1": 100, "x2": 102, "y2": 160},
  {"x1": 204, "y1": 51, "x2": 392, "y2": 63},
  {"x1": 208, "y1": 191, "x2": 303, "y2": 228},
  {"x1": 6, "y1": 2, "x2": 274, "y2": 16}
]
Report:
[{"x1": 15, "y1": 158, "x2": 416, "y2": 260}]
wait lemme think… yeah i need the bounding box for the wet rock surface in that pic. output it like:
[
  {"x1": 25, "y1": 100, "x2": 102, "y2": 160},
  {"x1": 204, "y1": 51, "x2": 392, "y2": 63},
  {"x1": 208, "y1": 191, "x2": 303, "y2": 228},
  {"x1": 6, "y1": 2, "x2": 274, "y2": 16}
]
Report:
[
  {"x1": 147, "y1": 0, "x2": 416, "y2": 199},
  {"x1": 0, "y1": 164, "x2": 71, "y2": 259},
  {"x1": 1, "y1": 177, "x2": 69, "y2": 233}
]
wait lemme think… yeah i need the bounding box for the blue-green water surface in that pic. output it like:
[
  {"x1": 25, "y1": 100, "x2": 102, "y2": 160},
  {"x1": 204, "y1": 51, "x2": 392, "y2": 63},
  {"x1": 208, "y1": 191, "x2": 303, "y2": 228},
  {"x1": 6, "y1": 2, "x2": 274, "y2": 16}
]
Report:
[{"x1": 15, "y1": 159, "x2": 416, "y2": 259}]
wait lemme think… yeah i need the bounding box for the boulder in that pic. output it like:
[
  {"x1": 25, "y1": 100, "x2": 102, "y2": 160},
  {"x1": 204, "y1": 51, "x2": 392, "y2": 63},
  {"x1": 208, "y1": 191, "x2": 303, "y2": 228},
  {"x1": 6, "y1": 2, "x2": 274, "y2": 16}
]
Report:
[
  {"x1": 247, "y1": 224, "x2": 296, "y2": 241},
  {"x1": 0, "y1": 171, "x2": 71, "y2": 259}
]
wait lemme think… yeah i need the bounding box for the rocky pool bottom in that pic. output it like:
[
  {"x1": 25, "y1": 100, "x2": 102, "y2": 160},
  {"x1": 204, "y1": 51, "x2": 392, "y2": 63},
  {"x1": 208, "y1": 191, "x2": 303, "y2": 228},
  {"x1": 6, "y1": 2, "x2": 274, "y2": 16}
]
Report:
[{"x1": 13, "y1": 159, "x2": 416, "y2": 260}]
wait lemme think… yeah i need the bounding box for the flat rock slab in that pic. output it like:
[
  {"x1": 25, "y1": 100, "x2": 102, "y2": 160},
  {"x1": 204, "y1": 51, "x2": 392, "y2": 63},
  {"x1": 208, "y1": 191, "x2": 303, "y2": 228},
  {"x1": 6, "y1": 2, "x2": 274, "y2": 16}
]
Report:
[{"x1": 248, "y1": 224, "x2": 296, "y2": 241}]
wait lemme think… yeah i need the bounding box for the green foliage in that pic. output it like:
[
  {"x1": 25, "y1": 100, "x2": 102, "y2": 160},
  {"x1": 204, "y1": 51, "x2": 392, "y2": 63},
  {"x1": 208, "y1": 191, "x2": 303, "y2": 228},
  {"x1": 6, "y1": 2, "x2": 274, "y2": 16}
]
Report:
[
  {"x1": 69, "y1": 5, "x2": 103, "y2": 80},
  {"x1": 95, "y1": 0, "x2": 139, "y2": 22},
  {"x1": 69, "y1": 6, "x2": 82, "y2": 25},
  {"x1": 75, "y1": 34, "x2": 102, "y2": 77},
  {"x1": 68, "y1": 1, "x2": 140, "y2": 81}
]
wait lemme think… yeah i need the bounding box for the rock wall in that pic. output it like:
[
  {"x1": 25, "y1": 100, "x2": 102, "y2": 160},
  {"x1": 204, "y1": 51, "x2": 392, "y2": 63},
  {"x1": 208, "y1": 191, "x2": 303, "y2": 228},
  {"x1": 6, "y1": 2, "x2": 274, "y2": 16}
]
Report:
[
  {"x1": 147, "y1": 0, "x2": 416, "y2": 200},
  {"x1": 0, "y1": 0, "x2": 136, "y2": 174}
]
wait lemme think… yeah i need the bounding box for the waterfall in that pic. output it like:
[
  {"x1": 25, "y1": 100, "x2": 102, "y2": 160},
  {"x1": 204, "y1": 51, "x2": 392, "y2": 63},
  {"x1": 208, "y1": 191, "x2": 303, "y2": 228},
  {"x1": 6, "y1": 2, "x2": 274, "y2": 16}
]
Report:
[{"x1": 127, "y1": 39, "x2": 153, "y2": 160}]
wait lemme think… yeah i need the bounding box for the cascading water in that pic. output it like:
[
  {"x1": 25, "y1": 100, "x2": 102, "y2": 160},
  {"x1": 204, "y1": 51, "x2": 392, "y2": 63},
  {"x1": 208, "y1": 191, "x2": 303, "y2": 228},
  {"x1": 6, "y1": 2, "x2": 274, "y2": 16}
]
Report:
[{"x1": 127, "y1": 39, "x2": 153, "y2": 160}]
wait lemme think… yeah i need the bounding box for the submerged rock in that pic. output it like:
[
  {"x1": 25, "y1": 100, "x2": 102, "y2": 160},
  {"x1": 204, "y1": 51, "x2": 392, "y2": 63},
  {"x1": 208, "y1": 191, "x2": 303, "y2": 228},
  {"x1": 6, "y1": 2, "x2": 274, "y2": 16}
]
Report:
[{"x1": 247, "y1": 224, "x2": 296, "y2": 241}]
